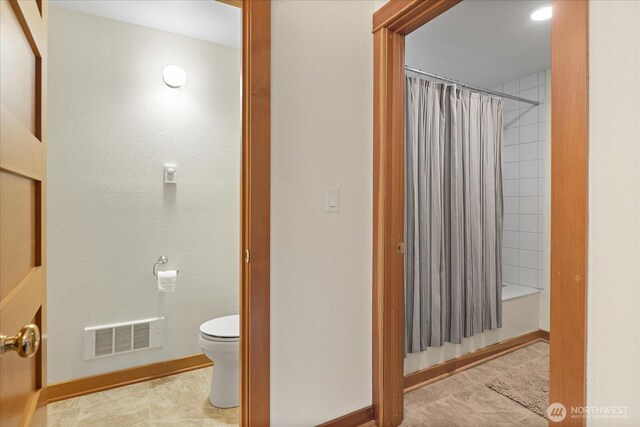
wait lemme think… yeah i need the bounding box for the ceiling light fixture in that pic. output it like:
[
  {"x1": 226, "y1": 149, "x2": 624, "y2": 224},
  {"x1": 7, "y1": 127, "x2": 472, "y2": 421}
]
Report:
[
  {"x1": 530, "y1": 5, "x2": 552, "y2": 21},
  {"x1": 163, "y1": 65, "x2": 187, "y2": 88}
]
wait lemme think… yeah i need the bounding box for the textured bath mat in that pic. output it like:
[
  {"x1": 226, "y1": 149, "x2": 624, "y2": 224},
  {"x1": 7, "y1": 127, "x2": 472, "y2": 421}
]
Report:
[{"x1": 486, "y1": 355, "x2": 549, "y2": 419}]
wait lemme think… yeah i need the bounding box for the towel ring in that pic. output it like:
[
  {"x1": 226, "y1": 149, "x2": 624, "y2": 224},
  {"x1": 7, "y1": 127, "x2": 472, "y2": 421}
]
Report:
[{"x1": 153, "y1": 256, "x2": 180, "y2": 277}]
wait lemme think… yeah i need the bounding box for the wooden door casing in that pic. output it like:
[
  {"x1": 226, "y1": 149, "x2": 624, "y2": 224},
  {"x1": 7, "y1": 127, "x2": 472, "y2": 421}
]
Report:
[{"x1": 0, "y1": 0, "x2": 48, "y2": 426}]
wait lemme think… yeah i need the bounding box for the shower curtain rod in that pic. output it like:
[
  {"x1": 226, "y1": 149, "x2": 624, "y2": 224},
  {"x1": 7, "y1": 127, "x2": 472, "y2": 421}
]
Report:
[{"x1": 405, "y1": 66, "x2": 540, "y2": 106}]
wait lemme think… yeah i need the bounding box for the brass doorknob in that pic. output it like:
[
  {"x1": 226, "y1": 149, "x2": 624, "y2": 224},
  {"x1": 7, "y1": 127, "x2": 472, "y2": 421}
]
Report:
[{"x1": 0, "y1": 324, "x2": 40, "y2": 358}]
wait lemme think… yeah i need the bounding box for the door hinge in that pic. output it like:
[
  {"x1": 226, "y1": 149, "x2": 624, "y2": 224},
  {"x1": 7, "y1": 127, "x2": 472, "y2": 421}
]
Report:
[
  {"x1": 397, "y1": 242, "x2": 405, "y2": 254},
  {"x1": 244, "y1": 249, "x2": 250, "y2": 264}
]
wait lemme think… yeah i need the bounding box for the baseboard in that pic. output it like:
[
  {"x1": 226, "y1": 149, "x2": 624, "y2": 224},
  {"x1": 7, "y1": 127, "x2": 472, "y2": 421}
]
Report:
[
  {"x1": 47, "y1": 354, "x2": 211, "y2": 403},
  {"x1": 316, "y1": 405, "x2": 374, "y2": 427},
  {"x1": 404, "y1": 329, "x2": 548, "y2": 391}
]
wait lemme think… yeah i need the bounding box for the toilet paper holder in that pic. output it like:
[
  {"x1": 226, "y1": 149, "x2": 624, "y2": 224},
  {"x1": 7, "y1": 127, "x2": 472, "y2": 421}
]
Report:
[{"x1": 153, "y1": 256, "x2": 180, "y2": 277}]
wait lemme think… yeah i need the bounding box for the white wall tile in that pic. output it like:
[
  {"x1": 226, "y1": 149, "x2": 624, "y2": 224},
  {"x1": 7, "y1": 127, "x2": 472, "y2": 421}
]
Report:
[
  {"x1": 504, "y1": 145, "x2": 519, "y2": 162},
  {"x1": 503, "y1": 247, "x2": 519, "y2": 265},
  {"x1": 503, "y1": 162, "x2": 519, "y2": 179},
  {"x1": 519, "y1": 267, "x2": 538, "y2": 287},
  {"x1": 520, "y1": 249, "x2": 539, "y2": 269},
  {"x1": 504, "y1": 179, "x2": 519, "y2": 197},
  {"x1": 538, "y1": 85, "x2": 546, "y2": 104},
  {"x1": 520, "y1": 87, "x2": 538, "y2": 103},
  {"x1": 504, "y1": 197, "x2": 519, "y2": 214},
  {"x1": 538, "y1": 141, "x2": 546, "y2": 159},
  {"x1": 504, "y1": 214, "x2": 519, "y2": 231},
  {"x1": 538, "y1": 252, "x2": 545, "y2": 270},
  {"x1": 504, "y1": 231, "x2": 519, "y2": 248},
  {"x1": 537, "y1": 178, "x2": 545, "y2": 195},
  {"x1": 520, "y1": 142, "x2": 538, "y2": 161},
  {"x1": 504, "y1": 110, "x2": 520, "y2": 129},
  {"x1": 520, "y1": 178, "x2": 538, "y2": 196},
  {"x1": 504, "y1": 127, "x2": 519, "y2": 146},
  {"x1": 501, "y1": 72, "x2": 550, "y2": 291},
  {"x1": 520, "y1": 232, "x2": 538, "y2": 251},
  {"x1": 520, "y1": 73, "x2": 538, "y2": 90},
  {"x1": 503, "y1": 264, "x2": 518, "y2": 283},
  {"x1": 504, "y1": 80, "x2": 519, "y2": 94},
  {"x1": 504, "y1": 98, "x2": 521, "y2": 112},
  {"x1": 520, "y1": 124, "x2": 538, "y2": 144},
  {"x1": 520, "y1": 106, "x2": 538, "y2": 126},
  {"x1": 519, "y1": 160, "x2": 538, "y2": 178},
  {"x1": 538, "y1": 159, "x2": 545, "y2": 177},
  {"x1": 537, "y1": 196, "x2": 545, "y2": 214},
  {"x1": 537, "y1": 273, "x2": 545, "y2": 289},
  {"x1": 519, "y1": 214, "x2": 538, "y2": 232},
  {"x1": 520, "y1": 196, "x2": 538, "y2": 214}
]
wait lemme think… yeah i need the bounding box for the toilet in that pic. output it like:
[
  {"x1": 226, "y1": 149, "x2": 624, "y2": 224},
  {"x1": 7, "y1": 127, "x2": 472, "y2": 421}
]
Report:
[{"x1": 198, "y1": 314, "x2": 239, "y2": 408}]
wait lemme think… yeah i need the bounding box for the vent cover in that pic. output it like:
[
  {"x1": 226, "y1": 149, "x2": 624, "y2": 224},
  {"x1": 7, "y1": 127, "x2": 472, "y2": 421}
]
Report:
[{"x1": 84, "y1": 317, "x2": 164, "y2": 360}]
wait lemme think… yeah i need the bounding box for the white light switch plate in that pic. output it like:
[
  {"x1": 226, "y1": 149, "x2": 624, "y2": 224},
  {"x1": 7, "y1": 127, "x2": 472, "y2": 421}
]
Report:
[
  {"x1": 164, "y1": 165, "x2": 177, "y2": 184},
  {"x1": 325, "y1": 189, "x2": 340, "y2": 213}
]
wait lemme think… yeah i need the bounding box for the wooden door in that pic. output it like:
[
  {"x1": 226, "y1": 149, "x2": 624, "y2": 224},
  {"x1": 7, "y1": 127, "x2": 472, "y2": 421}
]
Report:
[{"x1": 0, "y1": 0, "x2": 48, "y2": 426}]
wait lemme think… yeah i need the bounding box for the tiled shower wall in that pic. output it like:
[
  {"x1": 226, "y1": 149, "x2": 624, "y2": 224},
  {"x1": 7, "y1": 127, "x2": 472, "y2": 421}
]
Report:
[{"x1": 496, "y1": 71, "x2": 549, "y2": 290}]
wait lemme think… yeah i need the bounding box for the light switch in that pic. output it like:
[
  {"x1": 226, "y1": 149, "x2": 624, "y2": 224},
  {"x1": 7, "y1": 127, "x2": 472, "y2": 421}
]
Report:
[
  {"x1": 164, "y1": 165, "x2": 177, "y2": 184},
  {"x1": 325, "y1": 189, "x2": 340, "y2": 213}
]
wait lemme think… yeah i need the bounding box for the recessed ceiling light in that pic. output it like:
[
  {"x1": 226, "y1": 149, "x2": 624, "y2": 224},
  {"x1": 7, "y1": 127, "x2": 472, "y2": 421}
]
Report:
[{"x1": 530, "y1": 5, "x2": 552, "y2": 21}]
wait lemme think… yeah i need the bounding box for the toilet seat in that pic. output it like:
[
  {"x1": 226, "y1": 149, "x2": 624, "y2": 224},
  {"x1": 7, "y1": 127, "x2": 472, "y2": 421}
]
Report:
[{"x1": 200, "y1": 314, "x2": 239, "y2": 342}]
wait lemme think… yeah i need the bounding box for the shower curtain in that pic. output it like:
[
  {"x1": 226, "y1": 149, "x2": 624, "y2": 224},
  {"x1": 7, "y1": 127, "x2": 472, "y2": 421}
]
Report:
[{"x1": 405, "y1": 76, "x2": 504, "y2": 354}]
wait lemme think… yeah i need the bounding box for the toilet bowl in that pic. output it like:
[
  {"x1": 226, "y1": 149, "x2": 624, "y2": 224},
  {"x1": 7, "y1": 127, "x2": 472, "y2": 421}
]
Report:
[{"x1": 198, "y1": 314, "x2": 239, "y2": 408}]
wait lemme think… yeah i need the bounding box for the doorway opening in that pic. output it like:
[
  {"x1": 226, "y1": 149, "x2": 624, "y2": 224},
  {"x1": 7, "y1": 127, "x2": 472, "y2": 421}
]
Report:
[{"x1": 372, "y1": 1, "x2": 587, "y2": 426}]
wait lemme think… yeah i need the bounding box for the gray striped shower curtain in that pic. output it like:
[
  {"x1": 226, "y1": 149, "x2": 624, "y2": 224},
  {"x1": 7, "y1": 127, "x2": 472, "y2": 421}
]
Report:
[{"x1": 405, "y1": 77, "x2": 503, "y2": 354}]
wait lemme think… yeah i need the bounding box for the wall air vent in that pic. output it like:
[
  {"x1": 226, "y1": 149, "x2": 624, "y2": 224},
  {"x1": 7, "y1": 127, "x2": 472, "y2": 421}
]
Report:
[{"x1": 84, "y1": 317, "x2": 164, "y2": 360}]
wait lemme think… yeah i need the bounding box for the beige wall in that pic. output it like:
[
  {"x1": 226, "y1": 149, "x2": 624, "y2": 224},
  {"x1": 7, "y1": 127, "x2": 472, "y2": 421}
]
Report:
[
  {"x1": 271, "y1": 1, "x2": 376, "y2": 425},
  {"x1": 587, "y1": 0, "x2": 640, "y2": 424}
]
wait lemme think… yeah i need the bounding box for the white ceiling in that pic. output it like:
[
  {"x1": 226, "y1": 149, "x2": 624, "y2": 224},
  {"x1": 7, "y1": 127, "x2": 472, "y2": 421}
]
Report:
[
  {"x1": 406, "y1": 0, "x2": 551, "y2": 88},
  {"x1": 50, "y1": 0, "x2": 241, "y2": 48}
]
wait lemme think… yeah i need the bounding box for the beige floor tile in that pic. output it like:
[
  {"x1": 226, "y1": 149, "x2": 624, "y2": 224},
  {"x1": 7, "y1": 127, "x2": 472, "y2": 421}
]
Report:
[
  {"x1": 48, "y1": 368, "x2": 237, "y2": 427},
  {"x1": 76, "y1": 394, "x2": 150, "y2": 427},
  {"x1": 48, "y1": 397, "x2": 81, "y2": 415},
  {"x1": 148, "y1": 373, "x2": 221, "y2": 423},
  {"x1": 516, "y1": 412, "x2": 548, "y2": 426},
  {"x1": 78, "y1": 382, "x2": 149, "y2": 407},
  {"x1": 401, "y1": 342, "x2": 550, "y2": 426},
  {"x1": 48, "y1": 406, "x2": 80, "y2": 427},
  {"x1": 452, "y1": 384, "x2": 532, "y2": 424}
]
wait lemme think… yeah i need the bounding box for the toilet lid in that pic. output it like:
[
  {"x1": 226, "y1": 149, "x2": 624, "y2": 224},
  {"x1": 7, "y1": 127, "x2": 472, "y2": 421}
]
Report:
[{"x1": 200, "y1": 314, "x2": 239, "y2": 338}]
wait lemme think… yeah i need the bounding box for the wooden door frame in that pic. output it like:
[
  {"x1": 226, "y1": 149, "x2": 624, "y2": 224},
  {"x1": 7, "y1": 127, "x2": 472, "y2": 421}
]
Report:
[
  {"x1": 240, "y1": 0, "x2": 270, "y2": 426},
  {"x1": 371, "y1": 1, "x2": 588, "y2": 426}
]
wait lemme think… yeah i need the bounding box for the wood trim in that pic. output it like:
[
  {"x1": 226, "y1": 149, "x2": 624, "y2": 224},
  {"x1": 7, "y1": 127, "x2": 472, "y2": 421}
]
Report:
[
  {"x1": 404, "y1": 330, "x2": 548, "y2": 391},
  {"x1": 47, "y1": 354, "x2": 211, "y2": 403},
  {"x1": 316, "y1": 406, "x2": 375, "y2": 427},
  {"x1": 372, "y1": 0, "x2": 462, "y2": 35},
  {"x1": 372, "y1": 26, "x2": 406, "y2": 427},
  {"x1": 241, "y1": 0, "x2": 270, "y2": 425},
  {"x1": 550, "y1": 1, "x2": 588, "y2": 425},
  {"x1": 539, "y1": 329, "x2": 550, "y2": 342},
  {"x1": 217, "y1": 0, "x2": 242, "y2": 8},
  {"x1": 372, "y1": 0, "x2": 589, "y2": 425}
]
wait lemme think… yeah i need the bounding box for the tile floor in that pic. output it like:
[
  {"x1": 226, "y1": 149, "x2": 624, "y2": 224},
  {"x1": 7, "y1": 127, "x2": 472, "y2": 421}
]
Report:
[
  {"x1": 49, "y1": 342, "x2": 547, "y2": 427},
  {"x1": 362, "y1": 341, "x2": 549, "y2": 427},
  {"x1": 47, "y1": 367, "x2": 238, "y2": 427}
]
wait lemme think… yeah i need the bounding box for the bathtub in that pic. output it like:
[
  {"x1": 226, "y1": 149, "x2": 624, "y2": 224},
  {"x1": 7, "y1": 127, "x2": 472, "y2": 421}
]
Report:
[{"x1": 502, "y1": 283, "x2": 541, "y2": 301}]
